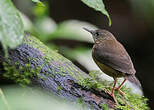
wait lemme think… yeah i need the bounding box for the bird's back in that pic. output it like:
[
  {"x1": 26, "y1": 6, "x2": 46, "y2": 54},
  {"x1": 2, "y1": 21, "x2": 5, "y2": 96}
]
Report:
[{"x1": 92, "y1": 38, "x2": 136, "y2": 77}]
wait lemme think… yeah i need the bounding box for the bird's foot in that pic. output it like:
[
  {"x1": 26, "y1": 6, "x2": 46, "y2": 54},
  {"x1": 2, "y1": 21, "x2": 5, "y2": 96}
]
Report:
[
  {"x1": 110, "y1": 93, "x2": 117, "y2": 103},
  {"x1": 106, "y1": 90, "x2": 117, "y2": 103},
  {"x1": 115, "y1": 88, "x2": 125, "y2": 96}
]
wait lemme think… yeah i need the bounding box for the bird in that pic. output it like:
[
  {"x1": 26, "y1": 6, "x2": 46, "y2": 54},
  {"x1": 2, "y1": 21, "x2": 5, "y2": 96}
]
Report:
[{"x1": 83, "y1": 28, "x2": 141, "y2": 102}]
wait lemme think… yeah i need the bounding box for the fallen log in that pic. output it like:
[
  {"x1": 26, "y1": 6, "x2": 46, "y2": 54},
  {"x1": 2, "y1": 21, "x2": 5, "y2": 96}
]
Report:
[{"x1": 0, "y1": 34, "x2": 148, "y2": 110}]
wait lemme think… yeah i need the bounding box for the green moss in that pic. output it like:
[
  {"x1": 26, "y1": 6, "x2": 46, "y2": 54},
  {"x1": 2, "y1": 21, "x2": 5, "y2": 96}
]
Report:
[
  {"x1": 77, "y1": 97, "x2": 83, "y2": 105},
  {"x1": 23, "y1": 35, "x2": 76, "y2": 77},
  {"x1": 78, "y1": 70, "x2": 111, "y2": 91},
  {"x1": 100, "y1": 104, "x2": 113, "y2": 110},
  {"x1": 57, "y1": 86, "x2": 62, "y2": 93},
  {"x1": 24, "y1": 35, "x2": 69, "y2": 62},
  {"x1": 77, "y1": 97, "x2": 88, "y2": 109},
  {"x1": 3, "y1": 62, "x2": 32, "y2": 86},
  {"x1": 2, "y1": 35, "x2": 149, "y2": 109},
  {"x1": 115, "y1": 87, "x2": 149, "y2": 110},
  {"x1": 3, "y1": 59, "x2": 43, "y2": 86},
  {"x1": 23, "y1": 35, "x2": 89, "y2": 81},
  {"x1": 2, "y1": 35, "x2": 84, "y2": 86},
  {"x1": 78, "y1": 70, "x2": 149, "y2": 110}
]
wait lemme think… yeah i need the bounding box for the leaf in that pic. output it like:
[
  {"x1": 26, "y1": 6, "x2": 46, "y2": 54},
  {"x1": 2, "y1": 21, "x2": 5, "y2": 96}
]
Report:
[
  {"x1": 81, "y1": 0, "x2": 111, "y2": 26},
  {"x1": 32, "y1": 0, "x2": 45, "y2": 6},
  {"x1": 20, "y1": 13, "x2": 34, "y2": 32},
  {"x1": 50, "y1": 20, "x2": 97, "y2": 43},
  {"x1": 34, "y1": 17, "x2": 57, "y2": 41},
  {"x1": 32, "y1": 0, "x2": 41, "y2": 3},
  {"x1": 0, "y1": 0, "x2": 24, "y2": 49}
]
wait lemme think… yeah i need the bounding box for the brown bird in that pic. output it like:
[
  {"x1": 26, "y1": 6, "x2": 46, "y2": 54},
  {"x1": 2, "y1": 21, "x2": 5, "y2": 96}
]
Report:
[{"x1": 83, "y1": 28, "x2": 141, "y2": 102}]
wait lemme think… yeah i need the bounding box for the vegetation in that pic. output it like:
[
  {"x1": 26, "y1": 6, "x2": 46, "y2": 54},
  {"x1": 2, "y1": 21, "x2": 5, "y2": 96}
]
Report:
[
  {"x1": 0, "y1": 0, "x2": 150, "y2": 110},
  {"x1": 79, "y1": 70, "x2": 149, "y2": 110}
]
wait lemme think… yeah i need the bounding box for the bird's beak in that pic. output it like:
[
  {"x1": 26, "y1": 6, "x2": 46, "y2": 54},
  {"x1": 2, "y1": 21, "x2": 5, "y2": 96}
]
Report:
[{"x1": 83, "y1": 27, "x2": 95, "y2": 35}]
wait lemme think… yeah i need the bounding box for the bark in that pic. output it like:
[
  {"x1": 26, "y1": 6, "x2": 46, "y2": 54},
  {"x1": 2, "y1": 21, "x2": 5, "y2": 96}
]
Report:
[{"x1": 0, "y1": 34, "x2": 116, "y2": 110}]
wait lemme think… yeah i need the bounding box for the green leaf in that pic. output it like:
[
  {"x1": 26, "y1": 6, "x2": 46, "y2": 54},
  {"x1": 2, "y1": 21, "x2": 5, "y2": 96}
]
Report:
[
  {"x1": 32, "y1": 0, "x2": 45, "y2": 6},
  {"x1": 0, "y1": 0, "x2": 24, "y2": 49},
  {"x1": 32, "y1": 0, "x2": 41, "y2": 3},
  {"x1": 81, "y1": 0, "x2": 111, "y2": 26},
  {"x1": 33, "y1": 2, "x2": 48, "y2": 17}
]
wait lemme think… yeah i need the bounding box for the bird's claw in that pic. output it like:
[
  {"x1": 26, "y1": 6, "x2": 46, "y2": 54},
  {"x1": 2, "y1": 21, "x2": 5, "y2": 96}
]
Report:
[
  {"x1": 105, "y1": 90, "x2": 117, "y2": 103},
  {"x1": 115, "y1": 88, "x2": 125, "y2": 96}
]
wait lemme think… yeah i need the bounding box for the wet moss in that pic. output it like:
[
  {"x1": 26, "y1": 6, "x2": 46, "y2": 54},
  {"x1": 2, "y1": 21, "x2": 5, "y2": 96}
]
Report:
[
  {"x1": 3, "y1": 58, "x2": 43, "y2": 86},
  {"x1": 79, "y1": 70, "x2": 149, "y2": 110},
  {"x1": 115, "y1": 87, "x2": 149, "y2": 110},
  {"x1": 3, "y1": 62, "x2": 32, "y2": 86}
]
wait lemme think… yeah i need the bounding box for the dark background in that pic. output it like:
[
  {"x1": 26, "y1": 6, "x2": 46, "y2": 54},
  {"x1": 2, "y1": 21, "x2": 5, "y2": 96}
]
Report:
[
  {"x1": 49, "y1": 0, "x2": 154, "y2": 108},
  {"x1": 13, "y1": 0, "x2": 154, "y2": 109}
]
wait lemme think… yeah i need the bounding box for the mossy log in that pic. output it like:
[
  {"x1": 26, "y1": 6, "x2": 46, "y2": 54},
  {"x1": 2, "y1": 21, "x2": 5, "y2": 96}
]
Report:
[{"x1": 0, "y1": 34, "x2": 148, "y2": 110}]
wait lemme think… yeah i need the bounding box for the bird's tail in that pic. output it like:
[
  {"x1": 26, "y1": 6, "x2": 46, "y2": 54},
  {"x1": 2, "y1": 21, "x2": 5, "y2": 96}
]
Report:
[{"x1": 126, "y1": 75, "x2": 142, "y2": 89}]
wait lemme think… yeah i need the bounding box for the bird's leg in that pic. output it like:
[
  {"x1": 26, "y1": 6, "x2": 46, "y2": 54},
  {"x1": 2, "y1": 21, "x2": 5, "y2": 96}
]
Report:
[
  {"x1": 115, "y1": 78, "x2": 127, "y2": 96},
  {"x1": 110, "y1": 77, "x2": 117, "y2": 103}
]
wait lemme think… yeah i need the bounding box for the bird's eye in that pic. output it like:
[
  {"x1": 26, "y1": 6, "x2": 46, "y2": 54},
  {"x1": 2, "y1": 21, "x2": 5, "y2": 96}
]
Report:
[{"x1": 95, "y1": 32, "x2": 100, "y2": 36}]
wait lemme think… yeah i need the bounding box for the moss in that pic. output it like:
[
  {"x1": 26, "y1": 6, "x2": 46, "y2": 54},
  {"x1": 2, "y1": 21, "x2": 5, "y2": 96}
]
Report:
[
  {"x1": 100, "y1": 104, "x2": 113, "y2": 110},
  {"x1": 57, "y1": 86, "x2": 62, "y2": 93},
  {"x1": 3, "y1": 62, "x2": 31, "y2": 86},
  {"x1": 78, "y1": 70, "x2": 110, "y2": 91},
  {"x1": 23, "y1": 35, "x2": 76, "y2": 77},
  {"x1": 2, "y1": 35, "x2": 149, "y2": 109},
  {"x1": 3, "y1": 59, "x2": 43, "y2": 86},
  {"x1": 77, "y1": 97, "x2": 84, "y2": 105},
  {"x1": 23, "y1": 35, "x2": 90, "y2": 82},
  {"x1": 115, "y1": 87, "x2": 149, "y2": 110},
  {"x1": 77, "y1": 97, "x2": 88, "y2": 109},
  {"x1": 24, "y1": 35, "x2": 69, "y2": 62},
  {"x1": 2, "y1": 35, "x2": 84, "y2": 86},
  {"x1": 78, "y1": 70, "x2": 149, "y2": 110}
]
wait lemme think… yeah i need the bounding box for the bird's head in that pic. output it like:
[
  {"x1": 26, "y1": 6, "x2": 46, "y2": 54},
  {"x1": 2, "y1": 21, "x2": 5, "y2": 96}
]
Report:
[{"x1": 83, "y1": 28, "x2": 115, "y2": 42}]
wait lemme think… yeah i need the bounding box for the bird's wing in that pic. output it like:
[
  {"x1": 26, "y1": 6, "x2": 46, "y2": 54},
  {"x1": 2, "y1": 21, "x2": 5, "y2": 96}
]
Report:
[{"x1": 93, "y1": 40, "x2": 136, "y2": 75}]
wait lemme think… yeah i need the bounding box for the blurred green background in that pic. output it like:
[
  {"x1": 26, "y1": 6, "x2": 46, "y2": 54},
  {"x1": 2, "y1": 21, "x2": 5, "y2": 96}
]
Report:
[
  {"x1": 0, "y1": 85, "x2": 89, "y2": 110},
  {"x1": 1, "y1": 0, "x2": 153, "y2": 109}
]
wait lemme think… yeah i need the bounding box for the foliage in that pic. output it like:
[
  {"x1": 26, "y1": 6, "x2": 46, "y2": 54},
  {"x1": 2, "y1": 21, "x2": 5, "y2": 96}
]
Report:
[
  {"x1": 0, "y1": 0, "x2": 24, "y2": 50},
  {"x1": 31, "y1": 0, "x2": 41, "y2": 3},
  {"x1": 115, "y1": 86, "x2": 149, "y2": 110},
  {"x1": 33, "y1": 2, "x2": 48, "y2": 17},
  {"x1": 0, "y1": 0, "x2": 150, "y2": 110},
  {"x1": 31, "y1": 0, "x2": 44, "y2": 6},
  {"x1": 81, "y1": 0, "x2": 111, "y2": 26},
  {"x1": 50, "y1": 20, "x2": 97, "y2": 42}
]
